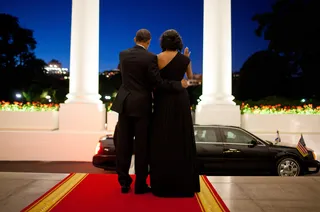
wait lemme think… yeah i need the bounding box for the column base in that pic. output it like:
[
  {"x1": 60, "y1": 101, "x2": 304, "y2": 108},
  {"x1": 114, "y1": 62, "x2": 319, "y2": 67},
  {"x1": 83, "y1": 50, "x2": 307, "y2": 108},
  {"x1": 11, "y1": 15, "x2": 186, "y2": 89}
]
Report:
[
  {"x1": 59, "y1": 103, "x2": 106, "y2": 131},
  {"x1": 199, "y1": 93, "x2": 236, "y2": 105},
  {"x1": 195, "y1": 104, "x2": 241, "y2": 126},
  {"x1": 65, "y1": 93, "x2": 102, "y2": 104}
]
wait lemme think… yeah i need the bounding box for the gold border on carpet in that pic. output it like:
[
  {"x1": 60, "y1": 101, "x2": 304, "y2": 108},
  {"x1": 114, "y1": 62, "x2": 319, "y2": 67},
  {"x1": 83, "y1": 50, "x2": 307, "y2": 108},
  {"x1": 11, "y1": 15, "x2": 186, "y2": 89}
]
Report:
[
  {"x1": 196, "y1": 176, "x2": 225, "y2": 212},
  {"x1": 25, "y1": 173, "x2": 88, "y2": 212}
]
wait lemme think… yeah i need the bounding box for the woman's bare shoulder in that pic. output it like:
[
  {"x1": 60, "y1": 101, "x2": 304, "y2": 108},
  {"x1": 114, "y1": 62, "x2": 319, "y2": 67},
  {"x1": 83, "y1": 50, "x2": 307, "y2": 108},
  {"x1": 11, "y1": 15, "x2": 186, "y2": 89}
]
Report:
[
  {"x1": 157, "y1": 52, "x2": 165, "y2": 57},
  {"x1": 157, "y1": 52, "x2": 165, "y2": 62}
]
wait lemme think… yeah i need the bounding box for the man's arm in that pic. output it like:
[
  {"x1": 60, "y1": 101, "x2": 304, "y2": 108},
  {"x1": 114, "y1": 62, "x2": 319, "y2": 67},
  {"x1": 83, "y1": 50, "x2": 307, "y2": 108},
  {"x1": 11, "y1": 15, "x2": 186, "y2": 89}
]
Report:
[{"x1": 147, "y1": 55, "x2": 188, "y2": 91}]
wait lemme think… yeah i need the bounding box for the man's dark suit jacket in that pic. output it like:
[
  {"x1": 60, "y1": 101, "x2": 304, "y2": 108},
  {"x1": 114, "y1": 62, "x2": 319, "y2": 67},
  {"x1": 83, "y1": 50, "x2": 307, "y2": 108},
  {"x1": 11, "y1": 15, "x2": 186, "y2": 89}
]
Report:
[{"x1": 111, "y1": 45, "x2": 183, "y2": 117}]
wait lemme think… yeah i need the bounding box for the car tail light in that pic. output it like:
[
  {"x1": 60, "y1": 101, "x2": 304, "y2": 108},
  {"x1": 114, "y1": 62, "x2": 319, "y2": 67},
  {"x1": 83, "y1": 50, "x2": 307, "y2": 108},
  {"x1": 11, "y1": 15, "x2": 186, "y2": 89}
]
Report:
[{"x1": 95, "y1": 142, "x2": 102, "y2": 155}]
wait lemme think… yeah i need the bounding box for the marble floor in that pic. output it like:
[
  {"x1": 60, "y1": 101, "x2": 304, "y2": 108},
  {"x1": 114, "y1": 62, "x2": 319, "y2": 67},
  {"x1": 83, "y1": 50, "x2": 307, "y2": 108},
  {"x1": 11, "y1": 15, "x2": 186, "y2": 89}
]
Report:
[{"x1": 1, "y1": 172, "x2": 320, "y2": 212}]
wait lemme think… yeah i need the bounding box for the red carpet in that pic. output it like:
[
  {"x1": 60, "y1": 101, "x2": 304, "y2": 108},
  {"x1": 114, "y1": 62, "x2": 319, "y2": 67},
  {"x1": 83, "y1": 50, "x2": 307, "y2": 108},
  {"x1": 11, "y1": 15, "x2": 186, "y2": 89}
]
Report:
[{"x1": 22, "y1": 173, "x2": 229, "y2": 212}]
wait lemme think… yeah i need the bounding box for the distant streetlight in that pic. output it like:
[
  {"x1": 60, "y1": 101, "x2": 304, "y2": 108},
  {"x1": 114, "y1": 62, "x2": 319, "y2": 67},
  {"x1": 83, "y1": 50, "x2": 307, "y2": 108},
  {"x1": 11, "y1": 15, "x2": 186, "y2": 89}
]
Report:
[
  {"x1": 105, "y1": 95, "x2": 111, "y2": 100},
  {"x1": 15, "y1": 93, "x2": 22, "y2": 98},
  {"x1": 46, "y1": 95, "x2": 51, "y2": 99},
  {"x1": 301, "y1": 99, "x2": 306, "y2": 103}
]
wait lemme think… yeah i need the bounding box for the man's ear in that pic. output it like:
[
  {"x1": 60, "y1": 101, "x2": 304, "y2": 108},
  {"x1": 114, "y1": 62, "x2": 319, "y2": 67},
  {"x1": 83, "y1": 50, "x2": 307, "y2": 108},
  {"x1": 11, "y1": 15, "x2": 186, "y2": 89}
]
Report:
[{"x1": 134, "y1": 37, "x2": 136, "y2": 43}]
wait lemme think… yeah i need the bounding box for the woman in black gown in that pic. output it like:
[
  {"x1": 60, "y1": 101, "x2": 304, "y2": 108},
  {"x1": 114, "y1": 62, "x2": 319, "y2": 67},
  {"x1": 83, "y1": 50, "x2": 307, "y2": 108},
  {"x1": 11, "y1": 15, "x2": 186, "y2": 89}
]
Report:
[{"x1": 150, "y1": 29, "x2": 200, "y2": 197}]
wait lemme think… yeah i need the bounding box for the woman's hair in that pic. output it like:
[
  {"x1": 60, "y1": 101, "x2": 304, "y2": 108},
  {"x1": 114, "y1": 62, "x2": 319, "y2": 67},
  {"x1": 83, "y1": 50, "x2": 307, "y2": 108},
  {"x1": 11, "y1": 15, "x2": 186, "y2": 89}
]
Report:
[{"x1": 160, "y1": 29, "x2": 183, "y2": 52}]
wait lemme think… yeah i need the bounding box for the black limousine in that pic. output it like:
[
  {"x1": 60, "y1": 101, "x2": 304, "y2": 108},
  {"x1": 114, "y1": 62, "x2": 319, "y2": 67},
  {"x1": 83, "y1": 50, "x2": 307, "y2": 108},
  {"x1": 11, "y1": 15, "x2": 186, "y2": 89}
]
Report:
[{"x1": 93, "y1": 125, "x2": 320, "y2": 176}]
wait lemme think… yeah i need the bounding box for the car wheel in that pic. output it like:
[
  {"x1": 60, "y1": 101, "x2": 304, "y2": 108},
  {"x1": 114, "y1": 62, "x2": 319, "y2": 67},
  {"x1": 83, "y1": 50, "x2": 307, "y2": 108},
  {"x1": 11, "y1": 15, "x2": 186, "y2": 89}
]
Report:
[{"x1": 276, "y1": 157, "x2": 301, "y2": 177}]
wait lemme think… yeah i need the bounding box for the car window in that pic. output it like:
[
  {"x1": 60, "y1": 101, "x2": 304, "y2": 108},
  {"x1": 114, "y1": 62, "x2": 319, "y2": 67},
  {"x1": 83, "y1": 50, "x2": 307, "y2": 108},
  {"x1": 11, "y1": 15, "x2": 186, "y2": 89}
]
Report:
[
  {"x1": 194, "y1": 127, "x2": 219, "y2": 143},
  {"x1": 221, "y1": 128, "x2": 254, "y2": 144}
]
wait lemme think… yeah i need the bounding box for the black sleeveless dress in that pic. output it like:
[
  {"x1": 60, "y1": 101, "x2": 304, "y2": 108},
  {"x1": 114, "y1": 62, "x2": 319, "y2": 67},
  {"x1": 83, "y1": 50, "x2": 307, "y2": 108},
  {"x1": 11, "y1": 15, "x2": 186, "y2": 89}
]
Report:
[{"x1": 150, "y1": 53, "x2": 200, "y2": 197}]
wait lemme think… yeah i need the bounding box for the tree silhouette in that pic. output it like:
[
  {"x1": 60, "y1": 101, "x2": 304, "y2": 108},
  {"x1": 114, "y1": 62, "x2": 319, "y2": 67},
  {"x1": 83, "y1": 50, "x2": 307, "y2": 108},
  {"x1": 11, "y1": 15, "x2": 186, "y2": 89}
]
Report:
[
  {"x1": 236, "y1": 50, "x2": 290, "y2": 100},
  {"x1": 0, "y1": 13, "x2": 47, "y2": 101},
  {"x1": 0, "y1": 13, "x2": 37, "y2": 69},
  {"x1": 252, "y1": 0, "x2": 320, "y2": 97}
]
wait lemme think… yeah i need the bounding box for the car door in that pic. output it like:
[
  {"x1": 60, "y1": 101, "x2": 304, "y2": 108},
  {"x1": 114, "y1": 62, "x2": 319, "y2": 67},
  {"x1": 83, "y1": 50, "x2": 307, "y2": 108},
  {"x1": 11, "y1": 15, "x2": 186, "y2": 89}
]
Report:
[
  {"x1": 219, "y1": 127, "x2": 272, "y2": 171},
  {"x1": 195, "y1": 126, "x2": 225, "y2": 173}
]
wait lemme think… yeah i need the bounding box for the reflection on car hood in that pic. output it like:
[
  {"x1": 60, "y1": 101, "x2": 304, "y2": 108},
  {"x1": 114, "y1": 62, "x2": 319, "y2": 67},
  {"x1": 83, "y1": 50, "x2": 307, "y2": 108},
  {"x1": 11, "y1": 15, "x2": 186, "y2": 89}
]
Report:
[{"x1": 267, "y1": 140, "x2": 314, "y2": 151}]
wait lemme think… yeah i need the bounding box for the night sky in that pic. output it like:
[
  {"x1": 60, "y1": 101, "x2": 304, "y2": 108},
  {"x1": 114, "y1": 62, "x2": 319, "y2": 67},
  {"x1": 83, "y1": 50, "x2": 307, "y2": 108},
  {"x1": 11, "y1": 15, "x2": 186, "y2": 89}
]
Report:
[{"x1": 1, "y1": 0, "x2": 276, "y2": 73}]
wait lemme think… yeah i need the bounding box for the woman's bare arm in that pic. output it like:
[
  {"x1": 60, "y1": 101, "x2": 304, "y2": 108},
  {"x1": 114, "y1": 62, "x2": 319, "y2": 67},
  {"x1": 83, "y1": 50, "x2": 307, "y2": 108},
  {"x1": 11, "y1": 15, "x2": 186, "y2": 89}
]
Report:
[
  {"x1": 157, "y1": 53, "x2": 164, "y2": 70},
  {"x1": 186, "y1": 62, "x2": 193, "y2": 79}
]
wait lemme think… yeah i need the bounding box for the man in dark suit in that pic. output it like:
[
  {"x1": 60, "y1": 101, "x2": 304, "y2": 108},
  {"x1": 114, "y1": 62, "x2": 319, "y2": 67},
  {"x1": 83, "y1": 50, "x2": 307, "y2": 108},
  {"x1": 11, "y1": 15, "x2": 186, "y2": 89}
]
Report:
[{"x1": 111, "y1": 29, "x2": 188, "y2": 194}]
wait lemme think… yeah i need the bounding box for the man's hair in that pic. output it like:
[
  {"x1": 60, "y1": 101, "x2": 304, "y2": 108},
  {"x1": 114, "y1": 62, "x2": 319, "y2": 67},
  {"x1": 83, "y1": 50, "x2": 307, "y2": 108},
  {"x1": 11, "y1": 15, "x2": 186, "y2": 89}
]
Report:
[
  {"x1": 160, "y1": 29, "x2": 183, "y2": 52},
  {"x1": 135, "y1": 29, "x2": 151, "y2": 42}
]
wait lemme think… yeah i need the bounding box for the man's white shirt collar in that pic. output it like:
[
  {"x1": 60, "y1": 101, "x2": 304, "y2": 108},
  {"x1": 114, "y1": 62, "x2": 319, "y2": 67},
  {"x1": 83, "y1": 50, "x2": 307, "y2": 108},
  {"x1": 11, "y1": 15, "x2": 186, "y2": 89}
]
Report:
[{"x1": 137, "y1": 44, "x2": 146, "y2": 49}]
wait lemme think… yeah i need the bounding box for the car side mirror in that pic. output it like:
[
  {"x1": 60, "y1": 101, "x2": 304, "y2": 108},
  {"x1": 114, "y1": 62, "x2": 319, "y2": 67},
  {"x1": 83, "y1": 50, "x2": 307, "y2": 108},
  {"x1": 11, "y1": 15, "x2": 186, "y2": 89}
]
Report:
[{"x1": 249, "y1": 140, "x2": 258, "y2": 147}]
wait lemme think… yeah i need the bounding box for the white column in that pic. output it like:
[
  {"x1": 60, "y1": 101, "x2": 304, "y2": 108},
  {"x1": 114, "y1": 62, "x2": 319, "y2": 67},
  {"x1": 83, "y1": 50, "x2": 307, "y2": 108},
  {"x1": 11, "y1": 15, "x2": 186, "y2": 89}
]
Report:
[
  {"x1": 66, "y1": 0, "x2": 101, "y2": 104},
  {"x1": 59, "y1": 0, "x2": 106, "y2": 131},
  {"x1": 195, "y1": 0, "x2": 240, "y2": 126}
]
